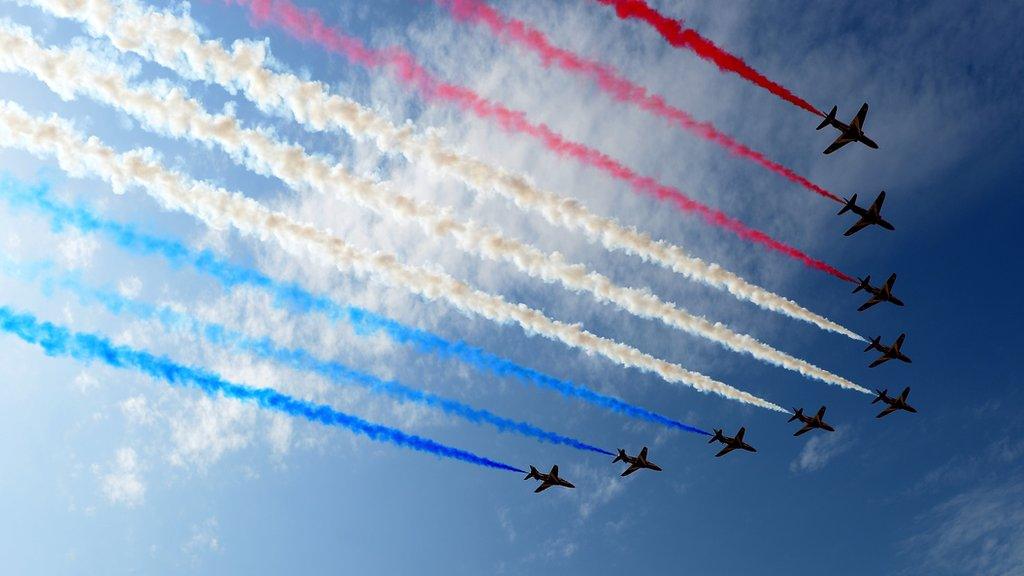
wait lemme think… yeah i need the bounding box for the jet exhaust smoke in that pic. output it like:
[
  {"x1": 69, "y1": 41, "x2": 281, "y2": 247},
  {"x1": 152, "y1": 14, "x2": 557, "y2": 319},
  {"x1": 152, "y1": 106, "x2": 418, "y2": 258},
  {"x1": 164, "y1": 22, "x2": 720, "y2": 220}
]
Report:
[
  {"x1": 0, "y1": 102, "x2": 789, "y2": 410},
  {"x1": 0, "y1": 257, "x2": 616, "y2": 456},
  {"x1": 0, "y1": 25, "x2": 863, "y2": 390},
  {"x1": 27, "y1": 0, "x2": 861, "y2": 334},
  {"x1": 590, "y1": 0, "x2": 823, "y2": 116},
  {"x1": 434, "y1": 0, "x2": 839, "y2": 202},
  {"x1": 0, "y1": 304, "x2": 525, "y2": 472},
  {"x1": 227, "y1": 0, "x2": 850, "y2": 279},
  {"x1": 0, "y1": 176, "x2": 711, "y2": 434}
]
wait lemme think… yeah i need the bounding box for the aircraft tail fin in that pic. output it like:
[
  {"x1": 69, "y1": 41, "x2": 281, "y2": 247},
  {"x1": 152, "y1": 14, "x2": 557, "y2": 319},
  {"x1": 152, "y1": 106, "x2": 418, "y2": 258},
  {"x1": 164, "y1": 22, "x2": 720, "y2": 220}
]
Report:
[
  {"x1": 787, "y1": 408, "x2": 802, "y2": 423},
  {"x1": 872, "y1": 389, "x2": 887, "y2": 404},
  {"x1": 852, "y1": 275, "x2": 871, "y2": 294},
  {"x1": 525, "y1": 466, "x2": 540, "y2": 481},
  {"x1": 817, "y1": 106, "x2": 837, "y2": 130},
  {"x1": 838, "y1": 194, "x2": 858, "y2": 215},
  {"x1": 864, "y1": 336, "x2": 881, "y2": 352},
  {"x1": 612, "y1": 449, "x2": 627, "y2": 463}
]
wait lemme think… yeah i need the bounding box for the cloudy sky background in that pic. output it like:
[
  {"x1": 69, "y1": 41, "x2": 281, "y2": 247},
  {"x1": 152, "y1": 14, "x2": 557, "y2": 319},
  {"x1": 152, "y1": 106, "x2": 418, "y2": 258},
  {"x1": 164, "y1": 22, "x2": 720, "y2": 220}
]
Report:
[{"x1": 0, "y1": 0, "x2": 1022, "y2": 573}]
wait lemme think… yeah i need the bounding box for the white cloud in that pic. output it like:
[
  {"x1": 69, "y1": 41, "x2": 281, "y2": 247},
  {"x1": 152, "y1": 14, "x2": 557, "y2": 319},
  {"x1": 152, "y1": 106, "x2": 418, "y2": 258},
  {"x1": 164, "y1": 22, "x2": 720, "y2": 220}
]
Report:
[
  {"x1": 119, "y1": 395, "x2": 151, "y2": 425},
  {"x1": 903, "y1": 481, "x2": 1024, "y2": 576},
  {"x1": 790, "y1": 428, "x2": 852, "y2": 473},
  {"x1": 182, "y1": 516, "x2": 221, "y2": 558},
  {"x1": 117, "y1": 275, "x2": 143, "y2": 298},
  {"x1": 168, "y1": 396, "x2": 255, "y2": 470},
  {"x1": 56, "y1": 229, "x2": 99, "y2": 269},
  {"x1": 72, "y1": 371, "x2": 100, "y2": 394},
  {"x1": 99, "y1": 447, "x2": 145, "y2": 507}
]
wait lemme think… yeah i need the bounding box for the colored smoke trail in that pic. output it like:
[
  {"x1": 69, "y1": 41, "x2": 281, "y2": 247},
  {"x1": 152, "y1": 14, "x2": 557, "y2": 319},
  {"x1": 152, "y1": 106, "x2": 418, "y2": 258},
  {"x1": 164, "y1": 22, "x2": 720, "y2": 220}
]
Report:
[
  {"x1": 0, "y1": 104, "x2": 787, "y2": 410},
  {"x1": 231, "y1": 0, "x2": 850, "y2": 278},
  {"x1": 591, "y1": 0, "x2": 823, "y2": 116},
  {"x1": 0, "y1": 304, "x2": 525, "y2": 472},
  {"x1": 435, "y1": 0, "x2": 839, "y2": 202},
  {"x1": 31, "y1": 0, "x2": 862, "y2": 337},
  {"x1": 0, "y1": 176, "x2": 710, "y2": 434},
  {"x1": 0, "y1": 24, "x2": 861, "y2": 389},
  {"x1": 0, "y1": 257, "x2": 616, "y2": 455}
]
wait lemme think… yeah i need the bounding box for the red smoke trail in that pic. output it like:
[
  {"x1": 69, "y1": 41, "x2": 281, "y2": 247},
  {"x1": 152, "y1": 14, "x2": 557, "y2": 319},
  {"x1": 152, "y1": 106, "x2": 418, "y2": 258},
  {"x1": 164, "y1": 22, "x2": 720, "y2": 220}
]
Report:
[
  {"x1": 232, "y1": 0, "x2": 852, "y2": 282},
  {"x1": 436, "y1": 0, "x2": 841, "y2": 203},
  {"x1": 592, "y1": 0, "x2": 824, "y2": 117}
]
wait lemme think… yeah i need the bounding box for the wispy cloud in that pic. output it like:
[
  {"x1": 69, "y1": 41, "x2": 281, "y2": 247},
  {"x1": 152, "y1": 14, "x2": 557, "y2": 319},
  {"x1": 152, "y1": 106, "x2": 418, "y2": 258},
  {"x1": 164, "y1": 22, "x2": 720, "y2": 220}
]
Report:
[
  {"x1": 97, "y1": 446, "x2": 146, "y2": 507},
  {"x1": 789, "y1": 428, "x2": 852, "y2": 473}
]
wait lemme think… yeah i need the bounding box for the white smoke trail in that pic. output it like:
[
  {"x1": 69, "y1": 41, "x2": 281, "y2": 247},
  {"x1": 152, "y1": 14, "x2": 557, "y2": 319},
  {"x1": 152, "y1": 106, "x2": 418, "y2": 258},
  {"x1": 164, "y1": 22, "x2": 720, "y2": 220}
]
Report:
[
  {"x1": 0, "y1": 22, "x2": 865, "y2": 393},
  {"x1": 24, "y1": 0, "x2": 864, "y2": 346},
  {"x1": 0, "y1": 100, "x2": 795, "y2": 409}
]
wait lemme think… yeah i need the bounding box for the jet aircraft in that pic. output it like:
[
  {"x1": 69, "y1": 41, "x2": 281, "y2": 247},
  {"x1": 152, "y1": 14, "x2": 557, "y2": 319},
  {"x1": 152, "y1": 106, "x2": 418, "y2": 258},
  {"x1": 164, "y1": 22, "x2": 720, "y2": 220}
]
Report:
[
  {"x1": 788, "y1": 406, "x2": 836, "y2": 436},
  {"x1": 708, "y1": 427, "x2": 757, "y2": 457},
  {"x1": 865, "y1": 333, "x2": 913, "y2": 368},
  {"x1": 853, "y1": 273, "x2": 905, "y2": 311},
  {"x1": 838, "y1": 191, "x2": 895, "y2": 236},
  {"x1": 872, "y1": 387, "x2": 918, "y2": 418},
  {"x1": 524, "y1": 465, "x2": 575, "y2": 493},
  {"x1": 817, "y1": 103, "x2": 879, "y2": 154},
  {"x1": 612, "y1": 447, "x2": 663, "y2": 477}
]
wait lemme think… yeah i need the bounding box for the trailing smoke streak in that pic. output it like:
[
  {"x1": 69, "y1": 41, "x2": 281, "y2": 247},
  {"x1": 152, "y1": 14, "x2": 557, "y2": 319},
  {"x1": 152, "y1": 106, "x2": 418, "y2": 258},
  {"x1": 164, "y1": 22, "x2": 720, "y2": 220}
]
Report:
[
  {"x1": 591, "y1": 0, "x2": 824, "y2": 116},
  {"x1": 29, "y1": 0, "x2": 863, "y2": 339},
  {"x1": 0, "y1": 104, "x2": 790, "y2": 411},
  {"x1": 0, "y1": 304, "x2": 525, "y2": 472},
  {"x1": 435, "y1": 0, "x2": 839, "y2": 202},
  {"x1": 0, "y1": 257, "x2": 616, "y2": 454},
  {"x1": 0, "y1": 177, "x2": 711, "y2": 434},
  {"x1": 0, "y1": 24, "x2": 864, "y2": 388},
  {"x1": 230, "y1": 0, "x2": 852, "y2": 278}
]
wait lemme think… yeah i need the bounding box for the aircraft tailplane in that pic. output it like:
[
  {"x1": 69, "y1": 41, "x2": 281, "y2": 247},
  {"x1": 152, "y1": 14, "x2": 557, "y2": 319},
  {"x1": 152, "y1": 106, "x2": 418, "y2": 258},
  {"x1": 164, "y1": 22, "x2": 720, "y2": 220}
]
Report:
[
  {"x1": 838, "y1": 194, "x2": 857, "y2": 215},
  {"x1": 817, "y1": 106, "x2": 837, "y2": 130}
]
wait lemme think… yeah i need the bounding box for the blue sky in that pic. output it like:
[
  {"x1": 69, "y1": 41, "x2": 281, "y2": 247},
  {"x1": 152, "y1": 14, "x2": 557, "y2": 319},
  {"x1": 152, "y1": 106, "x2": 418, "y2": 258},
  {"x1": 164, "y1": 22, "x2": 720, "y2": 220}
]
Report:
[{"x1": 0, "y1": 0, "x2": 1022, "y2": 574}]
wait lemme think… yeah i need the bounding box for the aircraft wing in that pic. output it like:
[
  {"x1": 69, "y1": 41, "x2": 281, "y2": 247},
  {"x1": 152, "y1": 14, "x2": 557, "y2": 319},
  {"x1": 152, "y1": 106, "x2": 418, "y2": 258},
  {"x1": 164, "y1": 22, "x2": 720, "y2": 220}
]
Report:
[
  {"x1": 639, "y1": 447, "x2": 648, "y2": 460},
  {"x1": 735, "y1": 427, "x2": 746, "y2": 442},
  {"x1": 869, "y1": 354, "x2": 891, "y2": 368},
  {"x1": 794, "y1": 423, "x2": 814, "y2": 436},
  {"x1": 876, "y1": 406, "x2": 897, "y2": 419},
  {"x1": 851, "y1": 103, "x2": 869, "y2": 131},
  {"x1": 869, "y1": 190, "x2": 886, "y2": 213},
  {"x1": 885, "y1": 273, "x2": 897, "y2": 290},
  {"x1": 844, "y1": 217, "x2": 872, "y2": 236},
  {"x1": 621, "y1": 463, "x2": 642, "y2": 477},
  {"x1": 823, "y1": 135, "x2": 854, "y2": 155},
  {"x1": 715, "y1": 445, "x2": 736, "y2": 457},
  {"x1": 858, "y1": 295, "x2": 883, "y2": 311},
  {"x1": 534, "y1": 481, "x2": 555, "y2": 493}
]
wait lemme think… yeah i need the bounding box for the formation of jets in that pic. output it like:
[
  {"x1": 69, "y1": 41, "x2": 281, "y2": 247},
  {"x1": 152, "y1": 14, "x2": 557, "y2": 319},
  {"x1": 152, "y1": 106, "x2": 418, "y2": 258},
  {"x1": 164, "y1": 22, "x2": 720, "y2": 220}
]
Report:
[{"x1": 525, "y1": 103, "x2": 920, "y2": 494}]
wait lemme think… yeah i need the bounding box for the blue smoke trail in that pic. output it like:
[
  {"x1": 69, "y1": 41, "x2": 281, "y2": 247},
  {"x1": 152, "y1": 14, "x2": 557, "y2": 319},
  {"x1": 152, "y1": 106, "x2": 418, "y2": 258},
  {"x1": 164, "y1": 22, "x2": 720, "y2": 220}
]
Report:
[
  {"x1": 0, "y1": 257, "x2": 612, "y2": 455},
  {"x1": 0, "y1": 175, "x2": 709, "y2": 436},
  {"x1": 0, "y1": 303, "x2": 525, "y2": 473}
]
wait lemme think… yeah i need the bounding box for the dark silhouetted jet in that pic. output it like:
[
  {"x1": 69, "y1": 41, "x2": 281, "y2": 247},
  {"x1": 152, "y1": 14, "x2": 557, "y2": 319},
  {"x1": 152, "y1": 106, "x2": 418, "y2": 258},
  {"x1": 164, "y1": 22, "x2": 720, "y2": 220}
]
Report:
[
  {"x1": 708, "y1": 427, "x2": 757, "y2": 457},
  {"x1": 865, "y1": 333, "x2": 913, "y2": 368},
  {"x1": 524, "y1": 465, "x2": 575, "y2": 493},
  {"x1": 838, "y1": 191, "x2": 895, "y2": 236},
  {"x1": 612, "y1": 447, "x2": 663, "y2": 477},
  {"x1": 872, "y1": 387, "x2": 918, "y2": 418},
  {"x1": 788, "y1": 406, "x2": 836, "y2": 436},
  {"x1": 853, "y1": 273, "x2": 905, "y2": 311},
  {"x1": 818, "y1": 103, "x2": 879, "y2": 154}
]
